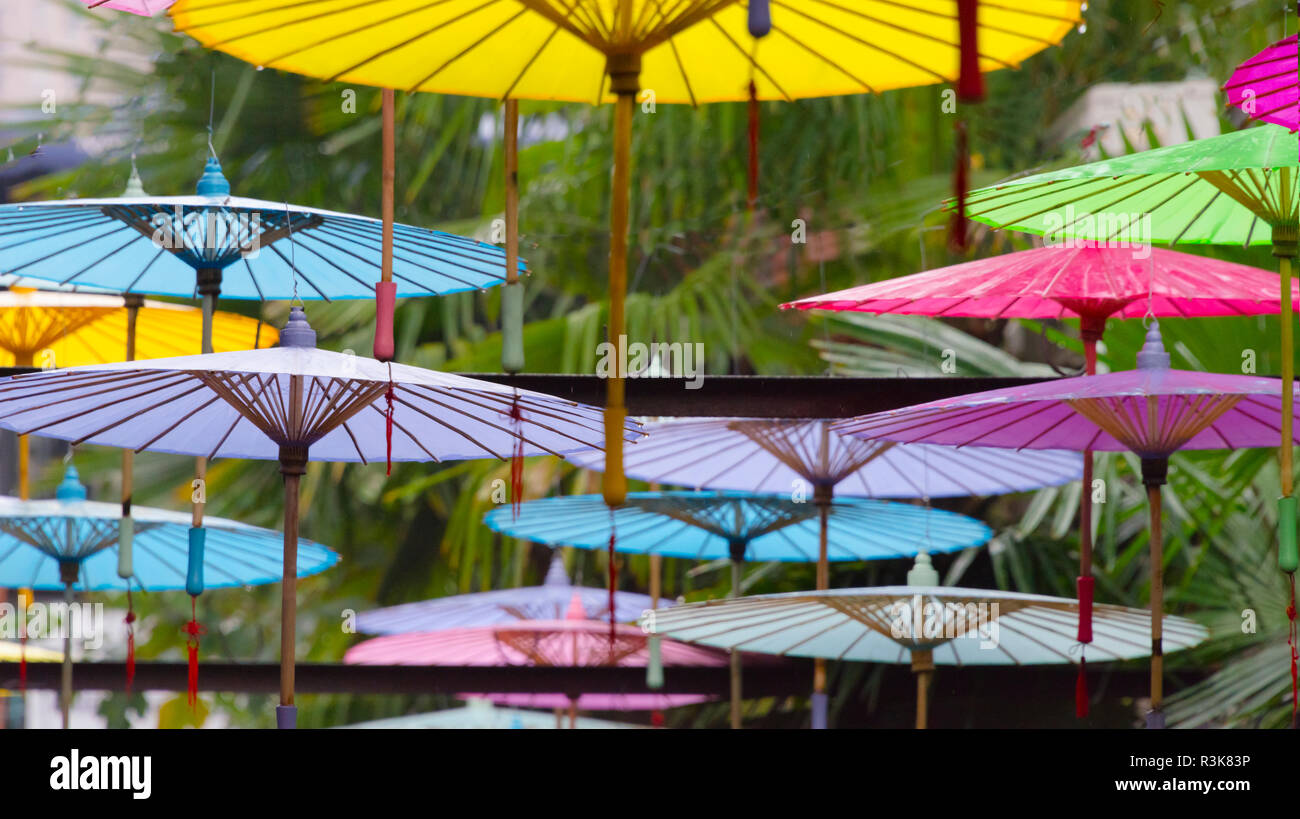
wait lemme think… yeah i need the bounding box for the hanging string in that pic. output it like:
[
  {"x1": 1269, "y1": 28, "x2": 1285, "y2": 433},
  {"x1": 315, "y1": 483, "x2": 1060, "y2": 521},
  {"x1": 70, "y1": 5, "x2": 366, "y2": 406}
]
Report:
[
  {"x1": 509, "y1": 389, "x2": 524, "y2": 518},
  {"x1": 385, "y1": 362, "x2": 396, "y2": 476},
  {"x1": 124, "y1": 585, "x2": 136, "y2": 695},
  {"x1": 607, "y1": 507, "x2": 618, "y2": 653},
  {"x1": 207, "y1": 67, "x2": 218, "y2": 159},
  {"x1": 1289, "y1": 574, "x2": 1297, "y2": 721}
]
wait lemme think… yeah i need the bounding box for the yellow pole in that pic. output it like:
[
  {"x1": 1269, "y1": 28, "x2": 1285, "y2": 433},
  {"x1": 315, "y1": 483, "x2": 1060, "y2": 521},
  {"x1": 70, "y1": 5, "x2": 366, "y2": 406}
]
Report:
[
  {"x1": 504, "y1": 98, "x2": 519, "y2": 288},
  {"x1": 602, "y1": 54, "x2": 640, "y2": 510}
]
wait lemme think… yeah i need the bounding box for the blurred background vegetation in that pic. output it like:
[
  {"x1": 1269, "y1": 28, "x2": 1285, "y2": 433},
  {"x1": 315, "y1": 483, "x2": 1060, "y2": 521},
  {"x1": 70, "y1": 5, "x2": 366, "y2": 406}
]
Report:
[{"x1": 1, "y1": 0, "x2": 1295, "y2": 728}]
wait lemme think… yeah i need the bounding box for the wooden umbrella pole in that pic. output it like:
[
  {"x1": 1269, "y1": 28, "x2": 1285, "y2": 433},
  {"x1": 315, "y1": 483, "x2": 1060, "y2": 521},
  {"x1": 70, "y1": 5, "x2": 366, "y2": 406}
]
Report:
[
  {"x1": 912, "y1": 648, "x2": 934, "y2": 730},
  {"x1": 729, "y1": 548, "x2": 743, "y2": 730},
  {"x1": 504, "y1": 98, "x2": 519, "y2": 287},
  {"x1": 277, "y1": 444, "x2": 307, "y2": 728},
  {"x1": 812, "y1": 484, "x2": 832, "y2": 727},
  {"x1": 277, "y1": 373, "x2": 307, "y2": 729},
  {"x1": 59, "y1": 563, "x2": 77, "y2": 729},
  {"x1": 196, "y1": 270, "x2": 220, "y2": 530},
  {"x1": 649, "y1": 553, "x2": 661, "y2": 609},
  {"x1": 1140, "y1": 457, "x2": 1168, "y2": 728},
  {"x1": 1281, "y1": 247, "x2": 1295, "y2": 499},
  {"x1": 13, "y1": 352, "x2": 31, "y2": 500},
  {"x1": 602, "y1": 55, "x2": 640, "y2": 510},
  {"x1": 122, "y1": 295, "x2": 141, "y2": 517},
  {"x1": 568, "y1": 697, "x2": 578, "y2": 730}
]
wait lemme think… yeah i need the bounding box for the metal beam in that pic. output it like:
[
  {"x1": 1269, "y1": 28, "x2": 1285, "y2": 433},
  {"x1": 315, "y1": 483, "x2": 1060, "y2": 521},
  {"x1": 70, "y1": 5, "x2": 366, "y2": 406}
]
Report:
[
  {"x1": 454, "y1": 374, "x2": 1055, "y2": 418},
  {"x1": 0, "y1": 368, "x2": 1052, "y2": 418},
  {"x1": 0, "y1": 661, "x2": 811, "y2": 696}
]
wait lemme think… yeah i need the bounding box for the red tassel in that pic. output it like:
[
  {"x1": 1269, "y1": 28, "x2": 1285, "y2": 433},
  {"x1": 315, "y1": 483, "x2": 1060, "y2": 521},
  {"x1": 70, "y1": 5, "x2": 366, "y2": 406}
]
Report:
[
  {"x1": 747, "y1": 80, "x2": 759, "y2": 211},
  {"x1": 1076, "y1": 576, "x2": 1094, "y2": 644},
  {"x1": 182, "y1": 597, "x2": 205, "y2": 710},
  {"x1": 385, "y1": 366, "x2": 396, "y2": 477},
  {"x1": 125, "y1": 589, "x2": 136, "y2": 695},
  {"x1": 1076, "y1": 654, "x2": 1089, "y2": 719},
  {"x1": 509, "y1": 392, "x2": 524, "y2": 519},
  {"x1": 651, "y1": 710, "x2": 665, "y2": 728},
  {"x1": 956, "y1": 0, "x2": 985, "y2": 103},
  {"x1": 949, "y1": 120, "x2": 971, "y2": 253},
  {"x1": 1288, "y1": 575, "x2": 1297, "y2": 718}
]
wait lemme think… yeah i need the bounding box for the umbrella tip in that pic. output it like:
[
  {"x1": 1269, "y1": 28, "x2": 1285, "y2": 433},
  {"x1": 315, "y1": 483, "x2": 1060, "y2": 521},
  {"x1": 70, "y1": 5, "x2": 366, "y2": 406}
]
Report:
[
  {"x1": 1136, "y1": 320, "x2": 1170, "y2": 371},
  {"x1": 544, "y1": 550, "x2": 569, "y2": 587},
  {"x1": 122, "y1": 166, "x2": 147, "y2": 198},
  {"x1": 566, "y1": 592, "x2": 586, "y2": 621},
  {"x1": 195, "y1": 156, "x2": 230, "y2": 197},
  {"x1": 55, "y1": 464, "x2": 87, "y2": 502},
  {"x1": 906, "y1": 552, "x2": 939, "y2": 586},
  {"x1": 280, "y1": 305, "x2": 317, "y2": 349}
]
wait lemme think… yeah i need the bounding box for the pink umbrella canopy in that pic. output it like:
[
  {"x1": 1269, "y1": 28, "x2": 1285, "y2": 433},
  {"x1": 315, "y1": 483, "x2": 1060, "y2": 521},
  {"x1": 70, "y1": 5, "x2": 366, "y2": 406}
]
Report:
[
  {"x1": 782, "y1": 243, "x2": 1295, "y2": 343},
  {"x1": 1224, "y1": 35, "x2": 1298, "y2": 132},
  {"x1": 344, "y1": 595, "x2": 742, "y2": 711},
  {"x1": 82, "y1": 0, "x2": 174, "y2": 15}
]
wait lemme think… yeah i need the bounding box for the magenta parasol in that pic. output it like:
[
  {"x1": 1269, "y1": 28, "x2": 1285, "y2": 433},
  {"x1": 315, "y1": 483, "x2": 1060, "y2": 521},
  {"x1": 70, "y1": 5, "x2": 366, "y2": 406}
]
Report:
[
  {"x1": 835, "y1": 322, "x2": 1297, "y2": 727},
  {"x1": 1224, "y1": 34, "x2": 1298, "y2": 132},
  {"x1": 782, "y1": 243, "x2": 1296, "y2": 372}
]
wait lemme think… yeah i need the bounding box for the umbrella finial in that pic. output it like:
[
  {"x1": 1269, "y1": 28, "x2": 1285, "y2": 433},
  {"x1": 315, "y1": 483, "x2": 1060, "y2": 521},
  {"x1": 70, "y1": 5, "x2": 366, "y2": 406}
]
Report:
[
  {"x1": 544, "y1": 550, "x2": 569, "y2": 587},
  {"x1": 122, "y1": 160, "x2": 147, "y2": 198},
  {"x1": 55, "y1": 464, "x2": 87, "y2": 502},
  {"x1": 280, "y1": 305, "x2": 317, "y2": 348},
  {"x1": 195, "y1": 156, "x2": 230, "y2": 197},
  {"x1": 566, "y1": 592, "x2": 586, "y2": 621},
  {"x1": 1136, "y1": 320, "x2": 1171, "y2": 371},
  {"x1": 906, "y1": 553, "x2": 940, "y2": 586}
]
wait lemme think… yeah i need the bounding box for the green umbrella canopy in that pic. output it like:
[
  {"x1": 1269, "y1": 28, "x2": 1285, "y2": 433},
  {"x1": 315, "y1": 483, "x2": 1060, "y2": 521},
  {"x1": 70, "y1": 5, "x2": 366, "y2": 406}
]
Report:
[{"x1": 958, "y1": 124, "x2": 1297, "y2": 247}]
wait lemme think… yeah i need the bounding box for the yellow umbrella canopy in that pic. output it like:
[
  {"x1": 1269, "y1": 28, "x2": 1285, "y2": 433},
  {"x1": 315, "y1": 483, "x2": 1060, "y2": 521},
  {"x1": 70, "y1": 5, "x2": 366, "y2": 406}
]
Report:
[
  {"x1": 0, "y1": 640, "x2": 62, "y2": 663},
  {"x1": 169, "y1": 0, "x2": 1082, "y2": 103},
  {"x1": 0, "y1": 287, "x2": 277, "y2": 368},
  {"x1": 170, "y1": 0, "x2": 1083, "y2": 502}
]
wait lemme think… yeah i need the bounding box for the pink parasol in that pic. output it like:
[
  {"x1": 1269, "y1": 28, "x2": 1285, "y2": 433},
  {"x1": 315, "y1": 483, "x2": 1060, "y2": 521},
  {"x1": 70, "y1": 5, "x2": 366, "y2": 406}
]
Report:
[
  {"x1": 345, "y1": 595, "x2": 743, "y2": 723},
  {"x1": 1224, "y1": 34, "x2": 1298, "y2": 133},
  {"x1": 835, "y1": 322, "x2": 1297, "y2": 727},
  {"x1": 782, "y1": 243, "x2": 1296, "y2": 371},
  {"x1": 81, "y1": 0, "x2": 175, "y2": 15}
]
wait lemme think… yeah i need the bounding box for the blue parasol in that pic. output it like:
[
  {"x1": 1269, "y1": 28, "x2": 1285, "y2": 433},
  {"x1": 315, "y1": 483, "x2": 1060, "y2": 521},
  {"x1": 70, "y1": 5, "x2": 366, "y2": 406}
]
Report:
[
  {"x1": 0, "y1": 157, "x2": 518, "y2": 302},
  {"x1": 0, "y1": 464, "x2": 338, "y2": 727}
]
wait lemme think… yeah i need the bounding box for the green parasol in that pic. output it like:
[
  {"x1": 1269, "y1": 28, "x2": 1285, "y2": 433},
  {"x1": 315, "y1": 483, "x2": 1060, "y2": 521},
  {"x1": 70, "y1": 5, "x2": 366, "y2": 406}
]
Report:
[{"x1": 955, "y1": 123, "x2": 1300, "y2": 573}]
